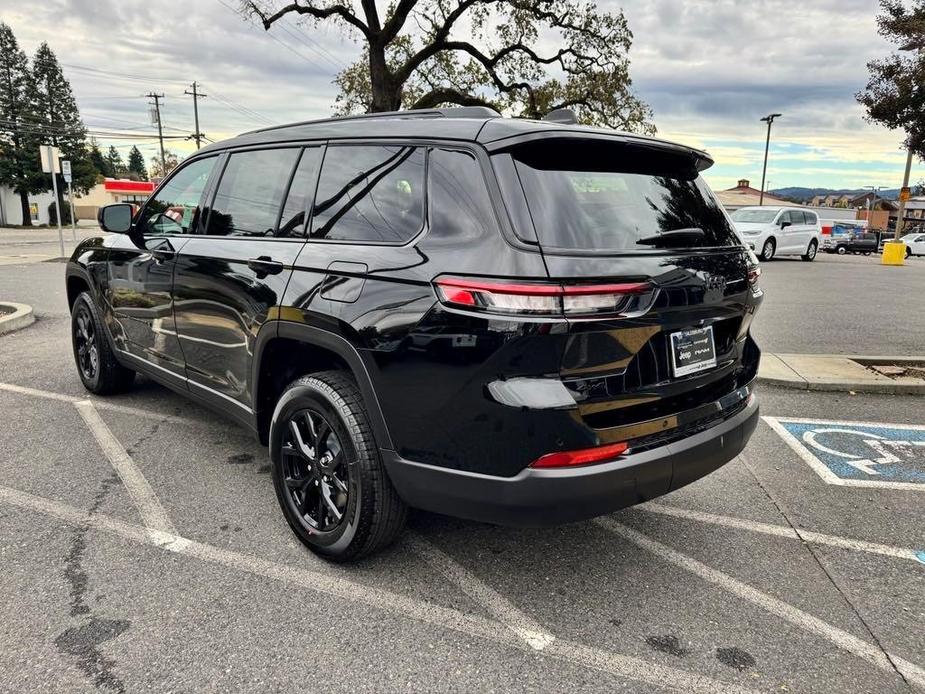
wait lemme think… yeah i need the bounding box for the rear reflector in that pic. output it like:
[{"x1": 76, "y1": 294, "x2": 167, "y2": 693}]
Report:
[
  {"x1": 434, "y1": 277, "x2": 652, "y2": 318},
  {"x1": 530, "y1": 441, "x2": 629, "y2": 469}
]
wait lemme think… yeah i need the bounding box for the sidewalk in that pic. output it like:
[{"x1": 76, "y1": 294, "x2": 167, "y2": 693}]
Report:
[
  {"x1": 0, "y1": 224, "x2": 105, "y2": 265},
  {"x1": 759, "y1": 353, "x2": 925, "y2": 394}
]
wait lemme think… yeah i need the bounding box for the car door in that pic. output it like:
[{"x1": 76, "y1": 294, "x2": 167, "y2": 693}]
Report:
[
  {"x1": 777, "y1": 210, "x2": 797, "y2": 252},
  {"x1": 172, "y1": 146, "x2": 322, "y2": 416},
  {"x1": 803, "y1": 211, "x2": 819, "y2": 250},
  {"x1": 105, "y1": 156, "x2": 218, "y2": 378}
]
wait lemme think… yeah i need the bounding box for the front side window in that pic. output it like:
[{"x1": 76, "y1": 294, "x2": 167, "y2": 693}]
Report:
[
  {"x1": 494, "y1": 139, "x2": 740, "y2": 252},
  {"x1": 312, "y1": 145, "x2": 425, "y2": 243},
  {"x1": 139, "y1": 157, "x2": 216, "y2": 235},
  {"x1": 207, "y1": 148, "x2": 300, "y2": 236}
]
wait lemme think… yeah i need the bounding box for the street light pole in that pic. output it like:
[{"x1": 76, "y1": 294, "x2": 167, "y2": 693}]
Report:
[{"x1": 759, "y1": 113, "x2": 782, "y2": 206}]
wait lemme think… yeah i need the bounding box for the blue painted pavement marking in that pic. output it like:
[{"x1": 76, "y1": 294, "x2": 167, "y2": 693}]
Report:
[{"x1": 763, "y1": 417, "x2": 925, "y2": 490}]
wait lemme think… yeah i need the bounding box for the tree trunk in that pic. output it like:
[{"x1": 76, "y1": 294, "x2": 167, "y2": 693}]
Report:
[
  {"x1": 18, "y1": 190, "x2": 31, "y2": 227},
  {"x1": 368, "y1": 43, "x2": 401, "y2": 112}
]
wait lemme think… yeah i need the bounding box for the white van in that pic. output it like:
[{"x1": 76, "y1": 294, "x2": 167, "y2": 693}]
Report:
[{"x1": 730, "y1": 206, "x2": 822, "y2": 262}]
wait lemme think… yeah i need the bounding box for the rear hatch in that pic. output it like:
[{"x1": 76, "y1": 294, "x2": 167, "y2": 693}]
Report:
[{"x1": 490, "y1": 137, "x2": 761, "y2": 447}]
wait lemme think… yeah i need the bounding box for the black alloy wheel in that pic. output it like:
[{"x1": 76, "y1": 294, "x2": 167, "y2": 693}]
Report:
[
  {"x1": 269, "y1": 371, "x2": 407, "y2": 561},
  {"x1": 74, "y1": 305, "x2": 99, "y2": 382},
  {"x1": 280, "y1": 408, "x2": 351, "y2": 533}
]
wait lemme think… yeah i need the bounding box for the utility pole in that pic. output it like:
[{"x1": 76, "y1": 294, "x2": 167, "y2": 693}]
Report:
[
  {"x1": 759, "y1": 113, "x2": 782, "y2": 206},
  {"x1": 146, "y1": 92, "x2": 166, "y2": 175},
  {"x1": 894, "y1": 148, "x2": 914, "y2": 241},
  {"x1": 184, "y1": 82, "x2": 207, "y2": 149}
]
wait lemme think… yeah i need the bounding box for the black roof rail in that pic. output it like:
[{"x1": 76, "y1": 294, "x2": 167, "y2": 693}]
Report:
[{"x1": 245, "y1": 106, "x2": 501, "y2": 135}]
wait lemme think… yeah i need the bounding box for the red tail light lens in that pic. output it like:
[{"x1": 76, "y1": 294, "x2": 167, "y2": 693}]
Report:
[
  {"x1": 747, "y1": 265, "x2": 761, "y2": 286},
  {"x1": 530, "y1": 441, "x2": 629, "y2": 469},
  {"x1": 434, "y1": 277, "x2": 653, "y2": 318}
]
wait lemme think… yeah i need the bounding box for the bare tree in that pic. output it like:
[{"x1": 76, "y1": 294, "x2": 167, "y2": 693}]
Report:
[{"x1": 243, "y1": 0, "x2": 654, "y2": 132}]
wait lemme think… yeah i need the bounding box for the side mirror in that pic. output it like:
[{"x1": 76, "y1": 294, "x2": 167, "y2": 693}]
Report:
[
  {"x1": 780, "y1": 221, "x2": 792, "y2": 229},
  {"x1": 98, "y1": 203, "x2": 134, "y2": 234}
]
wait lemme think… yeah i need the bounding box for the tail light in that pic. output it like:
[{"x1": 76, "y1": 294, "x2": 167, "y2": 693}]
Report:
[
  {"x1": 747, "y1": 265, "x2": 761, "y2": 286},
  {"x1": 434, "y1": 277, "x2": 654, "y2": 318},
  {"x1": 530, "y1": 441, "x2": 629, "y2": 469}
]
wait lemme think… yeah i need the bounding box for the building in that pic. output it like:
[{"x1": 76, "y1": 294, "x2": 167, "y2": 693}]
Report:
[
  {"x1": 715, "y1": 179, "x2": 790, "y2": 210},
  {"x1": 809, "y1": 194, "x2": 851, "y2": 208},
  {"x1": 0, "y1": 185, "x2": 59, "y2": 226},
  {"x1": 74, "y1": 178, "x2": 156, "y2": 220}
]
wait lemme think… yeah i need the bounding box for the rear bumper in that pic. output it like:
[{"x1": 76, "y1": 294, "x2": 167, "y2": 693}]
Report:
[{"x1": 383, "y1": 394, "x2": 759, "y2": 526}]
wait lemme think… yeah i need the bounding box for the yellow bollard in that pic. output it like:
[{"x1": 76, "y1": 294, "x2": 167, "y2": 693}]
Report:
[{"x1": 881, "y1": 240, "x2": 906, "y2": 266}]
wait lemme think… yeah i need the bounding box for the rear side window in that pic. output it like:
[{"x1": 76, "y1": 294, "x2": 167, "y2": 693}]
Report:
[
  {"x1": 207, "y1": 148, "x2": 300, "y2": 236},
  {"x1": 312, "y1": 145, "x2": 425, "y2": 243},
  {"x1": 427, "y1": 148, "x2": 499, "y2": 242},
  {"x1": 278, "y1": 147, "x2": 323, "y2": 238},
  {"x1": 494, "y1": 139, "x2": 740, "y2": 252},
  {"x1": 804, "y1": 211, "x2": 818, "y2": 225}
]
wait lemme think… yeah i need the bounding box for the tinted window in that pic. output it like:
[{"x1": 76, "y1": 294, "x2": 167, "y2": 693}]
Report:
[
  {"x1": 731, "y1": 209, "x2": 778, "y2": 223},
  {"x1": 207, "y1": 148, "x2": 300, "y2": 236},
  {"x1": 779, "y1": 211, "x2": 793, "y2": 225},
  {"x1": 495, "y1": 140, "x2": 740, "y2": 252},
  {"x1": 804, "y1": 211, "x2": 818, "y2": 225},
  {"x1": 312, "y1": 145, "x2": 425, "y2": 243},
  {"x1": 140, "y1": 157, "x2": 216, "y2": 235},
  {"x1": 278, "y1": 147, "x2": 323, "y2": 238},
  {"x1": 428, "y1": 149, "x2": 499, "y2": 242}
]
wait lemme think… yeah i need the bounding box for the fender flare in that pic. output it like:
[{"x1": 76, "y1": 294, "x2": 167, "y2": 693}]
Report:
[{"x1": 252, "y1": 320, "x2": 394, "y2": 451}]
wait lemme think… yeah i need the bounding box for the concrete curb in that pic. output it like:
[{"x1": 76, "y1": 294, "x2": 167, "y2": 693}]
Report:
[
  {"x1": 0, "y1": 302, "x2": 35, "y2": 335},
  {"x1": 758, "y1": 353, "x2": 925, "y2": 395}
]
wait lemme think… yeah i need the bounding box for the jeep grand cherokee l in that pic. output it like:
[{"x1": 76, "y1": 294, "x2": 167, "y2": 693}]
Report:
[{"x1": 67, "y1": 107, "x2": 762, "y2": 561}]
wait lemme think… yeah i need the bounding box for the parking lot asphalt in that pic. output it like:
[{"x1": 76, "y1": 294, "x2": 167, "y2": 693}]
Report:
[
  {"x1": 751, "y1": 253, "x2": 925, "y2": 356},
  {"x1": 1, "y1": 260, "x2": 924, "y2": 693}
]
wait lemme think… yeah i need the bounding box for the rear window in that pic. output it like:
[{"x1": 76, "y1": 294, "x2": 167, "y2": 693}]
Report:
[{"x1": 493, "y1": 140, "x2": 739, "y2": 253}]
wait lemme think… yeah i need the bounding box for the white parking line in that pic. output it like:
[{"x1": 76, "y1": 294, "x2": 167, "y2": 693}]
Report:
[
  {"x1": 75, "y1": 400, "x2": 176, "y2": 535},
  {"x1": 596, "y1": 518, "x2": 925, "y2": 689},
  {"x1": 407, "y1": 533, "x2": 555, "y2": 651},
  {"x1": 638, "y1": 503, "x2": 924, "y2": 565},
  {"x1": 0, "y1": 382, "x2": 199, "y2": 427},
  {"x1": 0, "y1": 484, "x2": 760, "y2": 694}
]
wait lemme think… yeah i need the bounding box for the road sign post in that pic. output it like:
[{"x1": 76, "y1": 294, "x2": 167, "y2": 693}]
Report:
[
  {"x1": 41, "y1": 145, "x2": 64, "y2": 257},
  {"x1": 61, "y1": 160, "x2": 76, "y2": 242}
]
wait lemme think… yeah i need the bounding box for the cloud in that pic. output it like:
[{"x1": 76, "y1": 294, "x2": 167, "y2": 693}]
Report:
[{"x1": 0, "y1": 0, "x2": 920, "y2": 188}]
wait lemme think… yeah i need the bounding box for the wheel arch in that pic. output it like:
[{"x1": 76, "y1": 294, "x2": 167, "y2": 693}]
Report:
[
  {"x1": 65, "y1": 268, "x2": 94, "y2": 309},
  {"x1": 252, "y1": 321, "x2": 393, "y2": 450}
]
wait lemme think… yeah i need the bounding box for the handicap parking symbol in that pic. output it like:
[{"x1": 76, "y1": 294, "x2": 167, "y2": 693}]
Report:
[{"x1": 764, "y1": 417, "x2": 925, "y2": 491}]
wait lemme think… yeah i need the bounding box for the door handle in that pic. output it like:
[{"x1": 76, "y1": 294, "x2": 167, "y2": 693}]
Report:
[{"x1": 247, "y1": 256, "x2": 284, "y2": 276}]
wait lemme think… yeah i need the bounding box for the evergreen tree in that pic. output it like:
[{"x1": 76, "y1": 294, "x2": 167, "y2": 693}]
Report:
[
  {"x1": 88, "y1": 138, "x2": 110, "y2": 178},
  {"x1": 0, "y1": 22, "x2": 43, "y2": 225},
  {"x1": 30, "y1": 42, "x2": 96, "y2": 211},
  {"x1": 127, "y1": 145, "x2": 147, "y2": 181},
  {"x1": 106, "y1": 144, "x2": 125, "y2": 177}
]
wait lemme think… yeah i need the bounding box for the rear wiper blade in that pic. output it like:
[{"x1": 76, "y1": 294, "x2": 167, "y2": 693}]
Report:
[{"x1": 636, "y1": 228, "x2": 705, "y2": 247}]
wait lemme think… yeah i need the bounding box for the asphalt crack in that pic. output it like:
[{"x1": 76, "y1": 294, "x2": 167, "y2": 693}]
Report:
[{"x1": 738, "y1": 451, "x2": 914, "y2": 691}]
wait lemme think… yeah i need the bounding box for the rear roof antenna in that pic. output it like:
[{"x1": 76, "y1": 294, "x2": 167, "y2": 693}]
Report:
[{"x1": 543, "y1": 108, "x2": 578, "y2": 124}]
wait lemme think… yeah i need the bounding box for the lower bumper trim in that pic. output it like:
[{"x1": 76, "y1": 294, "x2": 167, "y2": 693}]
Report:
[{"x1": 382, "y1": 395, "x2": 759, "y2": 527}]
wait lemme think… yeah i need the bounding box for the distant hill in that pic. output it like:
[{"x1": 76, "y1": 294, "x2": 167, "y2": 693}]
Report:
[{"x1": 770, "y1": 187, "x2": 901, "y2": 202}]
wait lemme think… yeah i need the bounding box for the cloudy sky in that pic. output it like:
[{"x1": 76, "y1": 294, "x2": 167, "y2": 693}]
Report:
[{"x1": 2, "y1": 0, "x2": 919, "y2": 191}]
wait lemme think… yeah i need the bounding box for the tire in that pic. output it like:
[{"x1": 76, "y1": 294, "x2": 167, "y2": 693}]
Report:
[
  {"x1": 863, "y1": 251, "x2": 871, "y2": 256},
  {"x1": 269, "y1": 370, "x2": 407, "y2": 562},
  {"x1": 906, "y1": 247, "x2": 912, "y2": 258},
  {"x1": 801, "y1": 240, "x2": 817, "y2": 262},
  {"x1": 70, "y1": 292, "x2": 135, "y2": 394},
  {"x1": 760, "y1": 238, "x2": 776, "y2": 262},
  {"x1": 836, "y1": 245, "x2": 847, "y2": 255}
]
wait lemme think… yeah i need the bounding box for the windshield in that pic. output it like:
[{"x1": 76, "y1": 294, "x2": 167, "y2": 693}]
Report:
[
  {"x1": 493, "y1": 140, "x2": 740, "y2": 253},
  {"x1": 731, "y1": 209, "x2": 778, "y2": 224}
]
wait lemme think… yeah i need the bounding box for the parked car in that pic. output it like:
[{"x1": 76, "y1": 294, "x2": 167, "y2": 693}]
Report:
[
  {"x1": 880, "y1": 231, "x2": 925, "y2": 257},
  {"x1": 730, "y1": 206, "x2": 821, "y2": 262},
  {"x1": 67, "y1": 107, "x2": 762, "y2": 561},
  {"x1": 824, "y1": 231, "x2": 878, "y2": 255}
]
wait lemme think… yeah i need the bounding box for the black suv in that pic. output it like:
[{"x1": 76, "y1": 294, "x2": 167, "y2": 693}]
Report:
[{"x1": 67, "y1": 107, "x2": 762, "y2": 561}]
